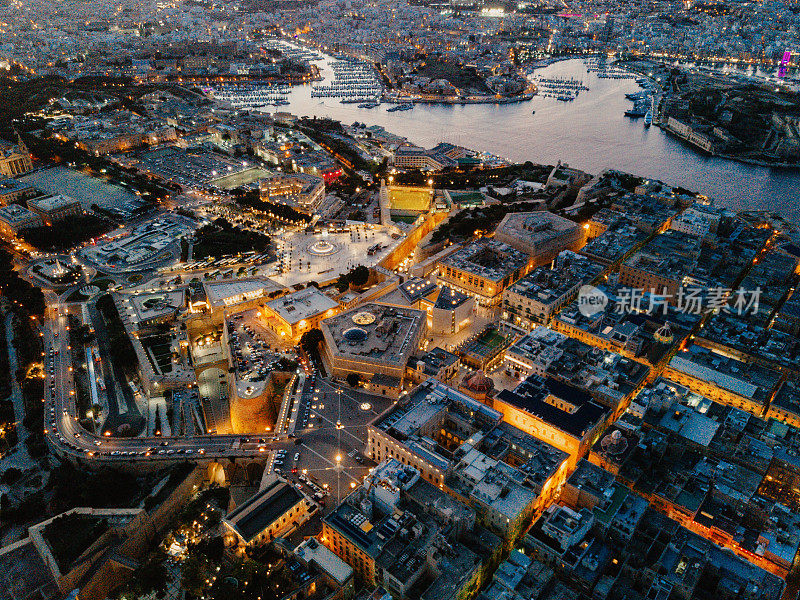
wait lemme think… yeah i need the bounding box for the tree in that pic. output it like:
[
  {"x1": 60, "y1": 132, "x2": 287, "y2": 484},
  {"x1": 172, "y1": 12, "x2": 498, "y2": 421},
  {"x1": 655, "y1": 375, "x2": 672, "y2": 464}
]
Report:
[
  {"x1": 346, "y1": 373, "x2": 360, "y2": 387},
  {"x1": 350, "y1": 265, "x2": 369, "y2": 287},
  {"x1": 300, "y1": 328, "x2": 324, "y2": 355},
  {"x1": 1, "y1": 467, "x2": 21, "y2": 485}
]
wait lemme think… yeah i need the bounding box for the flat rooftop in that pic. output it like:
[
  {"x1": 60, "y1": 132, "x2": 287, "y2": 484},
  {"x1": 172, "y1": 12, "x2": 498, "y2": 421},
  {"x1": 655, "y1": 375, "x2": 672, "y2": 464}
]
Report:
[
  {"x1": 294, "y1": 538, "x2": 353, "y2": 586},
  {"x1": 580, "y1": 218, "x2": 648, "y2": 264},
  {"x1": 623, "y1": 229, "x2": 701, "y2": 280},
  {"x1": 0, "y1": 203, "x2": 38, "y2": 224},
  {"x1": 322, "y1": 302, "x2": 425, "y2": 366},
  {"x1": 439, "y1": 240, "x2": 529, "y2": 283},
  {"x1": 668, "y1": 345, "x2": 781, "y2": 404},
  {"x1": 204, "y1": 277, "x2": 284, "y2": 308},
  {"x1": 495, "y1": 211, "x2": 581, "y2": 244},
  {"x1": 506, "y1": 251, "x2": 603, "y2": 305},
  {"x1": 398, "y1": 277, "x2": 438, "y2": 304},
  {"x1": 434, "y1": 286, "x2": 470, "y2": 310},
  {"x1": 266, "y1": 286, "x2": 338, "y2": 325},
  {"x1": 27, "y1": 194, "x2": 81, "y2": 212},
  {"x1": 374, "y1": 379, "x2": 502, "y2": 438},
  {"x1": 126, "y1": 290, "x2": 185, "y2": 323}
]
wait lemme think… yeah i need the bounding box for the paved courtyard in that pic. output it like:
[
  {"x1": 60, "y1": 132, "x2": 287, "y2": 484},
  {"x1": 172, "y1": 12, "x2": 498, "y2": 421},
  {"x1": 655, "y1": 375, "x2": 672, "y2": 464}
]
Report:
[{"x1": 269, "y1": 225, "x2": 403, "y2": 286}]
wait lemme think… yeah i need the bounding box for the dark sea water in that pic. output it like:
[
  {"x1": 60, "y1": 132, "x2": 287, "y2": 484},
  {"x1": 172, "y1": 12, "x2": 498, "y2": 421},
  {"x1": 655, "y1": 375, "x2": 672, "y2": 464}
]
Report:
[{"x1": 279, "y1": 57, "x2": 800, "y2": 220}]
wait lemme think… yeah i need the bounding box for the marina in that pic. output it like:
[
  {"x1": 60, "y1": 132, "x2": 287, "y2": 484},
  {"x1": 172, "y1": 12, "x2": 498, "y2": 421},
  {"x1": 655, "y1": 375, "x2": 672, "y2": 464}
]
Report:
[
  {"x1": 311, "y1": 59, "x2": 383, "y2": 103},
  {"x1": 210, "y1": 83, "x2": 291, "y2": 108},
  {"x1": 531, "y1": 75, "x2": 589, "y2": 101},
  {"x1": 272, "y1": 55, "x2": 800, "y2": 217}
]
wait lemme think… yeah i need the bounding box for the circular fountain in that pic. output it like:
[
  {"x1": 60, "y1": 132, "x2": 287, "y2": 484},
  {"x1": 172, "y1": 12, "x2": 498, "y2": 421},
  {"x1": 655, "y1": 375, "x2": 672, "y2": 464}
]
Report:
[{"x1": 307, "y1": 240, "x2": 340, "y2": 256}]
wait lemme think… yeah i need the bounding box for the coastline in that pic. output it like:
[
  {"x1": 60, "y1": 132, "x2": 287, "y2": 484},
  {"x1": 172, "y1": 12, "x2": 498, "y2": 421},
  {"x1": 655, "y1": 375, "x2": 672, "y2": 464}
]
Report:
[
  {"x1": 657, "y1": 124, "x2": 800, "y2": 169},
  {"x1": 383, "y1": 89, "x2": 536, "y2": 106}
]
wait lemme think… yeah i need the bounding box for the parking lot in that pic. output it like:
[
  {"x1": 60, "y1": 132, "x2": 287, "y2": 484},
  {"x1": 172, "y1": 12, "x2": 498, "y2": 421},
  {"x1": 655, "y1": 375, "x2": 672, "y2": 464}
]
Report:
[
  {"x1": 227, "y1": 314, "x2": 284, "y2": 382},
  {"x1": 265, "y1": 372, "x2": 394, "y2": 519}
]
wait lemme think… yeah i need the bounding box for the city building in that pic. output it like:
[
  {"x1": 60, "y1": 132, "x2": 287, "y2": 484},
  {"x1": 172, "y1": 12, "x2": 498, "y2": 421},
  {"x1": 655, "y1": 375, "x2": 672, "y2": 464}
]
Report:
[
  {"x1": 223, "y1": 476, "x2": 315, "y2": 553},
  {"x1": 619, "y1": 230, "x2": 701, "y2": 301},
  {"x1": 0, "y1": 139, "x2": 32, "y2": 177},
  {"x1": 124, "y1": 290, "x2": 186, "y2": 331},
  {"x1": 406, "y1": 347, "x2": 460, "y2": 385},
  {"x1": 0, "y1": 178, "x2": 38, "y2": 205},
  {"x1": 493, "y1": 377, "x2": 609, "y2": 466},
  {"x1": 261, "y1": 286, "x2": 340, "y2": 341},
  {"x1": 294, "y1": 538, "x2": 355, "y2": 600},
  {"x1": 552, "y1": 284, "x2": 698, "y2": 366},
  {"x1": 578, "y1": 216, "x2": 649, "y2": 267},
  {"x1": 493, "y1": 212, "x2": 585, "y2": 266},
  {"x1": 501, "y1": 251, "x2": 604, "y2": 331},
  {"x1": 202, "y1": 277, "x2": 285, "y2": 313},
  {"x1": 391, "y1": 143, "x2": 476, "y2": 172},
  {"x1": 429, "y1": 286, "x2": 473, "y2": 334},
  {"x1": 320, "y1": 302, "x2": 426, "y2": 393},
  {"x1": 321, "y1": 458, "x2": 497, "y2": 599},
  {"x1": 380, "y1": 279, "x2": 474, "y2": 335},
  {"x1": 259, "y1": 172, "x2": 325, "y2": 215},
  {"x1": 664, "y1": 345, "x2": 782, "y2": 417},
  {"x1": 367, "y1": 379, "x2": 569, "y2": 545},
  {"x1": 436, "y1": 240, "x2": 534, "y2": 307},
  {"x1": 502, "y1": 327, "x2": 649, "y2": 415},
  {"x1": 0, "y1": 203, "x2": 43, "y2": 236},
  {"x1": 526, "y1": 503, "x2": 612, "y2": 593},
  {"x1": 26, "y1": 194, "x2": 82, "y2": 225},
  {"x1": 560, "y1": 459, "x2": 647, "y2": 542}
]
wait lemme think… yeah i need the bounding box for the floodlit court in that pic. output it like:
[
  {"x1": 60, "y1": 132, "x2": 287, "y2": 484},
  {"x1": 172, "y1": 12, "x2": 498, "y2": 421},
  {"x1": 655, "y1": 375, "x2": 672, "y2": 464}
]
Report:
[
  {"x1": 468, "y1": 328, "x2": 507, "y2": 356},
  {"x1": 211, "y1": 167, "x2": 271, "y2": 190},
  {"x1": 389, "y1": 187, "x2": 432, "y2": 212}
]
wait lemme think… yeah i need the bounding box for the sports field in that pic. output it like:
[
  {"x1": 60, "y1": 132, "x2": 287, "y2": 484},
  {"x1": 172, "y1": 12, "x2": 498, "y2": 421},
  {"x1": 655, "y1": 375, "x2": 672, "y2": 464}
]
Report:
[
  {"x1": 211, "y1": 167, "x2": 271, "y2": 190},
  {"x1": 465, "y1": 328, "x2": 510, "y2": 358},
  {"x1": 389, "y1": 187, "x2": 432, "y2": 212}
]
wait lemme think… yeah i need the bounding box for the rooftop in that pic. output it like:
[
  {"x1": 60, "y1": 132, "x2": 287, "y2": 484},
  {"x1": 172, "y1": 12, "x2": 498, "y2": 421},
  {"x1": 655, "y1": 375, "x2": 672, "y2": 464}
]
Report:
[
  {"x1": 493, "y1": 211, "x2": 582, "y2": 255},
  {"x1": 204, "y1": 277, "x2": 284, "y2": 308},
  {"x1": 225, "y1": 478, "x2": 306, "y2": 543},
  {"x1": 623, "y1": 229, "x2": 701, "y2": 281},
  {"x1": 506, "y1": 326, "x2": 650, "y2": 405},
  {"x1": 0, "y1": 203, "x2": 40, "y2": 224},
  {"x1": 439, "y1": 239, "x2": 530, "y2": 283},
  {"x1": 668, "y1": 345, "x2": 781, "y2": 404},
  {"x1": 398, "y1": 277, "x2": 438, "y2": 304},
  {"x1": 433, "y1": 286, "x2": 470, "y2": 310},
  {"x1": 321, "y1": 302, "x2": 425, "y2": 366},
  {"x1": 579, "y1": 217, "x2": 648, "y2": 264},
  {"x1": 496, "y1": 377, "x2": 608, "y2": 440},
  {"x1": 505, "y1": 251, "x2": 604, "y2": 306},
  {"x1": 27, "y1": 194, "x2": 81, "y2": 212},
  {"x1": 266, "y1": 286, "x2": 339, "y2": 325},
  {"x1": 294, "y1": 538, "x2": 353, "y2": 586}
]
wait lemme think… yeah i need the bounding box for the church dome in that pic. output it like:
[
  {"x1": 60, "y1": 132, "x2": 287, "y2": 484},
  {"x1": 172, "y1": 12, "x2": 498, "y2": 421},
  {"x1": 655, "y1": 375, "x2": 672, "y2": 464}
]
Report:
[
  {"x1": 654, "y1": 322, "x2": 674, "y2": 344},
  {"x1": 463, "y1": 370, "x2": 495, "y2": 394}
]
